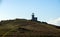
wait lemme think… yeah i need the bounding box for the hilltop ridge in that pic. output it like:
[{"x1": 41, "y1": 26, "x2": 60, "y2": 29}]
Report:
[{"x1": 0, "y1": 18, "x2": 60, "y2": 37}]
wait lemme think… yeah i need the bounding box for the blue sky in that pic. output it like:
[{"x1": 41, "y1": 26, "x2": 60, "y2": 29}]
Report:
[{"x1": 0, "y1": 0, "x2": 60, "y2": 26}]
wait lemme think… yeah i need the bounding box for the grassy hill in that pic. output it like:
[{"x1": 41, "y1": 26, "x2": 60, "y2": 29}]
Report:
[{"x1": 0, "y1": 19, "x2": 60, "y2": 37}]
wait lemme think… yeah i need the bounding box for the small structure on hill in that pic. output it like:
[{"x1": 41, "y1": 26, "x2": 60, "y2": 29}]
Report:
[{"x1": 31, "y1": 13, "x2": 37, "y2": 21}]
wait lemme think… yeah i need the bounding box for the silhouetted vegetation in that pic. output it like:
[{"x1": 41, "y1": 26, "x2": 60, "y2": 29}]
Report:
[
  {"x1": 42, "y1": 22, "x2": 48, "y2": 24},
  {"x1": 55, "y1": 26, "x2": 60, "y2": 29}
]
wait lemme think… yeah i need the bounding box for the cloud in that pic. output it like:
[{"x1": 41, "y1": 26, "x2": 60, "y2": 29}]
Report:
[{"x1": 48, "y1": 18, "x2": 60, "y2": 26}]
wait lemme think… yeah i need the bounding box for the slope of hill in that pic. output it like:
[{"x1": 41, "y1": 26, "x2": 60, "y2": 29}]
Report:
[{"x1": 0, "y1": 19, "x2": 60, "y2": 37}]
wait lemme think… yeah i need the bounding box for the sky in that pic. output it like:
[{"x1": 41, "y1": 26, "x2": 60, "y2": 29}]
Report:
[{"x1": 0, "y1": 0, "x2": 60, "y2": 26}]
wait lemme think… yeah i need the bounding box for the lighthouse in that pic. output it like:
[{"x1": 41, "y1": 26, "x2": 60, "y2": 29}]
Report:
[{"x1": 32, "y1": 13, "x2": 37, "y2": 21}]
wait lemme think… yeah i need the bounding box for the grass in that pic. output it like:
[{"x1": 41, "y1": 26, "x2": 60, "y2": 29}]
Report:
[{"x1": 0, "y1": 19, "x2": 60, "y2": 37}]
